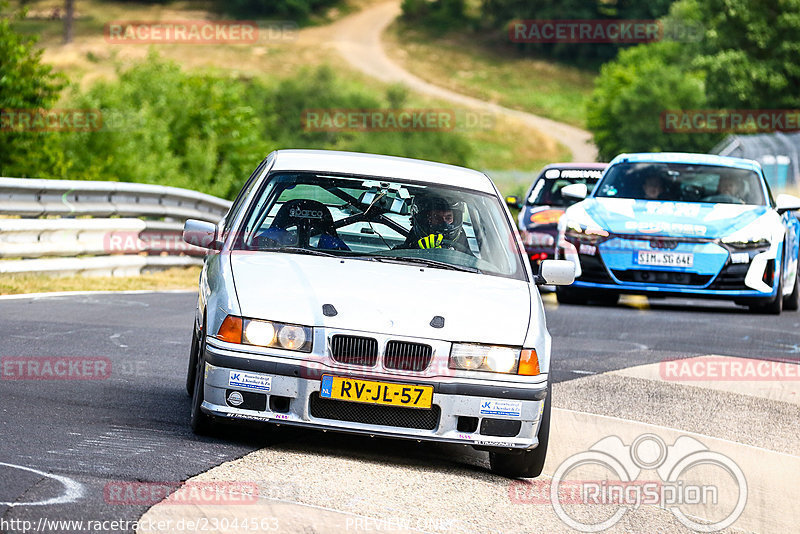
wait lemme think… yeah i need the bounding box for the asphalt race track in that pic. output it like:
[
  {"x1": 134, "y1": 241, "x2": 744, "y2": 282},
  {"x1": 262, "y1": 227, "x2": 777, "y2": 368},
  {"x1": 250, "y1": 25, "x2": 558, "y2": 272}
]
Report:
[{"x1": 1, "y1": 291, "x2": 799, "y2": 533}]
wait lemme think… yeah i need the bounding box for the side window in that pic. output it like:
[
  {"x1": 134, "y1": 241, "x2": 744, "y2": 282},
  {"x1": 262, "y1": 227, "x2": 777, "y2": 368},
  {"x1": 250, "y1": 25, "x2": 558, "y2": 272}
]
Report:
[{"x1": 223, "y1": 155, "x2": 272, "y2": 230}]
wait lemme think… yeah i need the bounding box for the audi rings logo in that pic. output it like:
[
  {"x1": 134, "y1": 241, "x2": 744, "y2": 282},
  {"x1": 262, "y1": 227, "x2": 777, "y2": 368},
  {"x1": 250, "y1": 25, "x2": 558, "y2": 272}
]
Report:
[
  {"x1": 550, "y1": 433, "x2": 747, "y2": 532},
  {"x1": 289, "y1": 207, "x2": 324, "y2": 219},
  {"x1": 650, "y1": 238, "x2": 679, "y2": 250}
]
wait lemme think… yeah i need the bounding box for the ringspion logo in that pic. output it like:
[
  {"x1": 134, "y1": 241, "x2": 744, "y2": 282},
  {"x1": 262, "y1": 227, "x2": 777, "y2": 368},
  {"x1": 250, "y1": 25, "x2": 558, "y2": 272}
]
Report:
[{"x1": 537, "y1": 433, "x2": 747, "y2": 532}]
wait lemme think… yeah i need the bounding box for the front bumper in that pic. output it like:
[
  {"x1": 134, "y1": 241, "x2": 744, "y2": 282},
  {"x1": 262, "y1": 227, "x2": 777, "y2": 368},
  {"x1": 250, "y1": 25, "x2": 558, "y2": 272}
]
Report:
[
  {"x1": 201, "y1": 340, "x2": 548, "y2": 451},
  {"x1": 560, "y1": 234, "x2": 779, "y2": 299}
]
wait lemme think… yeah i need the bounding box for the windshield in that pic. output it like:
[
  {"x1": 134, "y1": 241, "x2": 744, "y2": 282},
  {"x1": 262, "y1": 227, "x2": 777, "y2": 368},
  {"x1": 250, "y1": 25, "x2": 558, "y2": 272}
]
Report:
[
  {"x1": 526, "y1": 168, "x2": 603, "y2": 207},
  {"x1": 594, "y1": 163, "x2": 767, "y2": 205},
  {"x1": 234, "y1": 172, "x2": 526, "y2": 280}
]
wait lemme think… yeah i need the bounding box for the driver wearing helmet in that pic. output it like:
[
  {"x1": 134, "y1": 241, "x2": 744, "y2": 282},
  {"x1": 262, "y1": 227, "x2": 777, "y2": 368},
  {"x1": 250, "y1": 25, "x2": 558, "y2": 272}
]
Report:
[{"x1": 400, "y1": 194, "x2": 472, "y2": 254}]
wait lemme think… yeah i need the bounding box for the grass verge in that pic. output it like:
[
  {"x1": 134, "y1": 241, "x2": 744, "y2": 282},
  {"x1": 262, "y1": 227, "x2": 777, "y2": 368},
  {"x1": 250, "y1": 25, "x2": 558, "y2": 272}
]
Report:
[
  {"x1": 12, "y1": 1, "x2": 566, "y2": 183},
  {"x1": 0, "y1": 266, "x2": 200, "y2": 295},
  {"x1": 383, "y1": 22, "x2": 596, "y2": 128}
]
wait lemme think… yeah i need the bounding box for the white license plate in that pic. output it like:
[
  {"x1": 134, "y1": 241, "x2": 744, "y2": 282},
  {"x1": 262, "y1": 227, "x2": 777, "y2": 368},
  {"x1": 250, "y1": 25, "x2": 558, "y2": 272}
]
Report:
[{"x1": 637, "y1": 251, "x2": 694, "y2": 267}]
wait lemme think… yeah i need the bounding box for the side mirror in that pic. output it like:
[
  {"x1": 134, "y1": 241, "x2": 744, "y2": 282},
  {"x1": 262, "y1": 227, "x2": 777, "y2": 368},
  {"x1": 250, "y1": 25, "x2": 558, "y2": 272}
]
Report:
[
  {"x1": 505, "y1": 196, "x2": 522, "y2": 210},
  {"x1": 183, "y1": 219, "x2": 219, "y2": 250},
  {"x1": 535, "y1": 259, "x2": 576, "y2": 286},
  {"x1": 561, "y1": 183, "x2": 588, "y2": 201},
  {"x1": 776, "y1": 193, "x2": 800, "y2": 215}
]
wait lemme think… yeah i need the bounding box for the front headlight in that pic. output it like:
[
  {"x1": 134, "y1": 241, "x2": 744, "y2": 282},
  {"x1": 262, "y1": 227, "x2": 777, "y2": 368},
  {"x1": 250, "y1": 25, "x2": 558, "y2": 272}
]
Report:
[
  {"x1": 721, "y1": 215, "x2": 773, "y2": 249},
  {"x1": 561, "y1": 206, "x2": 609, "y2": 244},
  {"x1": 244, "y1": 319, "x2": 312, "y2": 352},
  {"x1": 215, "y1": 315, "x2": 313, "y2": 352},
  {"x1": 449, "y1": 344, "x2": 539, "y2": 375}
]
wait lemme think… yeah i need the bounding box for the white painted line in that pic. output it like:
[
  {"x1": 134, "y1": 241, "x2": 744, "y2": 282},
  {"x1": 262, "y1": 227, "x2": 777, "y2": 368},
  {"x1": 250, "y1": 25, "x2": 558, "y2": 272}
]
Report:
[
  {"x1": 0, "y1": 462, "x2": 84, "y2": 506},
  {"x1": 0, "y1": 289, "x2": 196, "y2": 301}
]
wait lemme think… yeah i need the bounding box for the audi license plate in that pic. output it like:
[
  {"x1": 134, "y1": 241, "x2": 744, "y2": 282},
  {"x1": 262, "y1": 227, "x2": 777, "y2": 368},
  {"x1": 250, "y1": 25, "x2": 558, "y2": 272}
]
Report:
[
  {"x1": 320, "y1": 375, "x2": 433, "y2": 409},
  {"x1": 637, "y1": 251, "x2": 694, "y2": 267}
]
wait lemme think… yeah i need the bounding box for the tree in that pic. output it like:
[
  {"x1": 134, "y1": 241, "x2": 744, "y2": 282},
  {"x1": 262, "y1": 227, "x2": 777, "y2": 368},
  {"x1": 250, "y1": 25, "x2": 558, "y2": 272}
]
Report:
[
  {"x1": 63, "y1": 0, "x2": 74, "y2": 44},
  {"x1": 586, "y1": 0, "x2": 800, "y2": 159},
  {"x1": 586, "y1": 42, "x2": 717, "y2": 160},
  {"x1": 0, "y1": 2, "x2": 67, "y2": 176},
  {"x1": 692, "y1": 0, "x2": 800, "y2": 108},
  {"x1": 481, "y1": 0, "x2": 676, "y2": 65},
  {"x1": 217, "y1": 0, "x2": 341, "y2": 21}
]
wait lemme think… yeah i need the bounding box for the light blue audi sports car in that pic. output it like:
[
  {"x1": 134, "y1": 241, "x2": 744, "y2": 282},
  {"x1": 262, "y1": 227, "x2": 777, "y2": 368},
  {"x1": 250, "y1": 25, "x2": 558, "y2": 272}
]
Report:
[{"x1": 555, "y1": 153, "x2": 800, "y2": 313}]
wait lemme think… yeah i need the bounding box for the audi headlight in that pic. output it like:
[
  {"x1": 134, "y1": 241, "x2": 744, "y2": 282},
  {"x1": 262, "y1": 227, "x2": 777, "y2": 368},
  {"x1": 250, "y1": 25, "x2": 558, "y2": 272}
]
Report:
[
  {"x1": 561, "y1": 206, "x2": 609, "y2": 243},
  {"x1": 449, "y1": 344, "x2": 539, "y2": 375},
  {"x1": 721, "y1": 215, "x2": 773, "y2": 249},
  {"x1": 241, "y1": 318, "x2": 312, "y2": 352}
]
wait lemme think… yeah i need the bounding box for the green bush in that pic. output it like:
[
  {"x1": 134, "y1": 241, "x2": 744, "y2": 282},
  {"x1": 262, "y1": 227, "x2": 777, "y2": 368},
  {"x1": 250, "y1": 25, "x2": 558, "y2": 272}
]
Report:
[
  {"x1": 484, "y1": 0, "x2": 676, "y2": 66},
  {"x1": 216, "y1": 0, "x2": 341, "y2": 21},
  {"x1": 586, "y1": 42, "x2": 718, "y2": 160},
  {"x1": 53, "y1": 55, "x2": 269, "y2": 199},
  {"x1": 587, "y1": 0, "x2": 800, "y2": 160},
  {"x1": 0, "y1": 2, "x2": 66, "y2": 177},
  {"x1": 28, "y1": 57, "x2": 471, "y2": 199},
  {"x1": 401, "y1": 0, "x2": 470, "y2": 32}
]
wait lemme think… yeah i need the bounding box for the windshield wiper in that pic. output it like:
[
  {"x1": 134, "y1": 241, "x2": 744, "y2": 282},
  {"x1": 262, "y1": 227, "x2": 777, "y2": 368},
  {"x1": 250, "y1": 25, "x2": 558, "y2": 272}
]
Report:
[
  {"x1": 265, "y1": 247, "x2": 340, "y2": 258},
  {"x1": 369, "y1": 255, "x2": 480, "y2": 273}
]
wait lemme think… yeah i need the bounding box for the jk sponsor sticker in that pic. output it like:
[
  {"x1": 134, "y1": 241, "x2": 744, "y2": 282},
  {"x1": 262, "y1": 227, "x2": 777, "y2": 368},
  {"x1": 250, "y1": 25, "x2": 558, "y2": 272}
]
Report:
[
  {"x1": 228, "y1": 371, "x2": 271, "y2": 392},
  {"x1": 479, "y1": 399, "x2": 522, "y2": 417}
]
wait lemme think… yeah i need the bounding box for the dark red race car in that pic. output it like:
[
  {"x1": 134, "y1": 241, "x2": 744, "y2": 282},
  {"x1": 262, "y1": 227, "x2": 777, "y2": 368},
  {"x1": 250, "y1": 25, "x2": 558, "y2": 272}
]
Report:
[{"x1": 507, "y1": 163, "x2": 608, "y2": 268}]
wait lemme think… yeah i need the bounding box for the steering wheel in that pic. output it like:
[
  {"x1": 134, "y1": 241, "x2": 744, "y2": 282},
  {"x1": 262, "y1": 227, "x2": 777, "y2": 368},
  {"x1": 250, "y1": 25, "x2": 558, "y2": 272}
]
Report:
[
  {"x1": 701, "y1": 194, "x2": 744, "y2": 204},
  {"x1": 681, "y1": 184, "x2": 704, "y2": 201}
]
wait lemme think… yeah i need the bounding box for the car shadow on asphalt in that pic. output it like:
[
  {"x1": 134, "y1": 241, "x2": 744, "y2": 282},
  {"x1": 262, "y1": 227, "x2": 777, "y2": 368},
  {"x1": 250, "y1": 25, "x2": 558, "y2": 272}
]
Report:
[
  {"x1": 153, "y1": 387, "x2": 496, "y2": 478},
  {"x1": 551, "y1": 298, "x2": 756, "y2": 315}
]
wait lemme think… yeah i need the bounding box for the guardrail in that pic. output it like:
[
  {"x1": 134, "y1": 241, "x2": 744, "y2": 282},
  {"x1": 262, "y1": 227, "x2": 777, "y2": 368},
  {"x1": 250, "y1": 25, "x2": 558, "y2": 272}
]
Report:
[{"x1": 0, "y1": 177, "x2": 232, "y2": 277}]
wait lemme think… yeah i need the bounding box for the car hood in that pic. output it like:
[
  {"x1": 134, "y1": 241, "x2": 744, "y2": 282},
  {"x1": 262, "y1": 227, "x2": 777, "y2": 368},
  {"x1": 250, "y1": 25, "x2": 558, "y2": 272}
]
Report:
[
  {"x1": 230, "y1": 252, "x2": 532, "y2": 345},
  {"x1": 578, "y1": 198, "x2": 770, "y2": 238}
]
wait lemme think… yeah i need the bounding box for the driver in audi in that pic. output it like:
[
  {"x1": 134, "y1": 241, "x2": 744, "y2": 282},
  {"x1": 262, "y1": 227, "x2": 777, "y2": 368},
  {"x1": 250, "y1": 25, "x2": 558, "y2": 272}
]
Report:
[
  {"x1": 716, "y1": 175, "x2": 744, "y2": 201},
  {"x1": 398, "y1": 194, "x2": 472, "y2": 254}
]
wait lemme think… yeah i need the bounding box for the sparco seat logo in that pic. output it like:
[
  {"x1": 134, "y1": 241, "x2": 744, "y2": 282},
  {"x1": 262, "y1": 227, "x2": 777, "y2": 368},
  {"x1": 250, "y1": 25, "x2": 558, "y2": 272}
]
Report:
[{"x1": 289, "y1": 207, "x2": 324, "y2": 219}]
